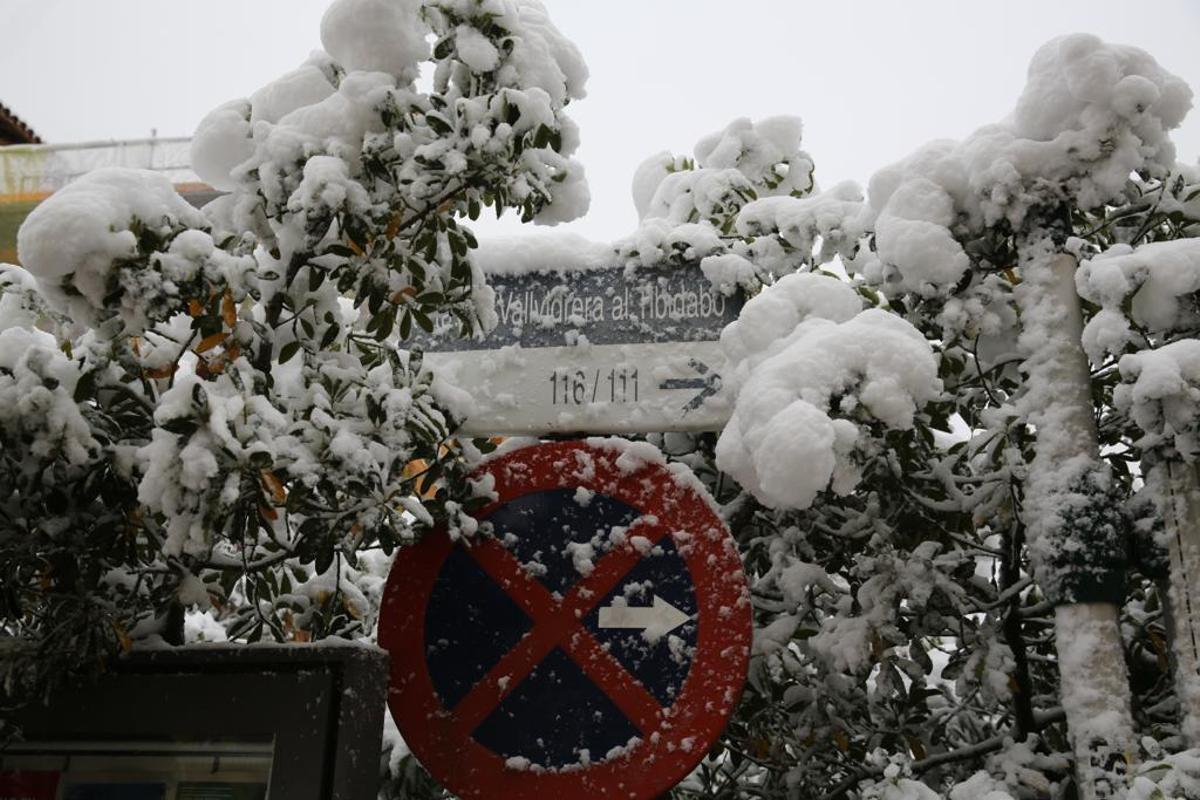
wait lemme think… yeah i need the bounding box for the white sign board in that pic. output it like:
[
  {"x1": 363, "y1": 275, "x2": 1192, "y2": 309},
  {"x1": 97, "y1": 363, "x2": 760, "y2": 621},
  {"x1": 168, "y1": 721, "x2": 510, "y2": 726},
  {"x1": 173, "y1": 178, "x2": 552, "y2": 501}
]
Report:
[{"x1": 415, "y1": 267, "x2": 743, "y2": 435}]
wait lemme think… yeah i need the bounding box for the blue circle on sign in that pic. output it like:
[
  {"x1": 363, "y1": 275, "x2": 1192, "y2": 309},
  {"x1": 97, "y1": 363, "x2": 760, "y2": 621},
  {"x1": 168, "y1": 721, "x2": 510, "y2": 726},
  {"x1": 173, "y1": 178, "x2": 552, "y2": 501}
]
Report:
[{"x1": 424, "y1": 488, "x2": 699, "y2": 768}]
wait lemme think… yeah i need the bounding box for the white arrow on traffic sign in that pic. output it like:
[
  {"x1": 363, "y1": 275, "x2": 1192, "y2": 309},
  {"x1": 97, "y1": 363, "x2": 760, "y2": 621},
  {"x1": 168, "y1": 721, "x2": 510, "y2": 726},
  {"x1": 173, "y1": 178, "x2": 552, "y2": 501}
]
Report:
[{"x1": 598, "y1": 595, "x2": 691, "y2": 638}]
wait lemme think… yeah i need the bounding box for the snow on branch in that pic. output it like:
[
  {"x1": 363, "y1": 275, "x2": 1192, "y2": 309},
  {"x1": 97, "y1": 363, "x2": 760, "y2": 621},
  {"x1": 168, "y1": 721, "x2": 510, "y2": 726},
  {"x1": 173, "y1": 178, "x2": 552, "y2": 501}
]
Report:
[{"x1": 715, "y1": 274, "x2": 940, "y2": 509}]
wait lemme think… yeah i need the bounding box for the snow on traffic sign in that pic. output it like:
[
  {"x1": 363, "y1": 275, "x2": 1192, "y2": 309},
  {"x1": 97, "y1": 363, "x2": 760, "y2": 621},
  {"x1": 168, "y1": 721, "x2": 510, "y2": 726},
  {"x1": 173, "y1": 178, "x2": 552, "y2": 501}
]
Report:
[
  {"x1": 411, "y1": 266, "x2": 743, "y2": 436},
  {"x1": 379, "y1": 440, "x2": 751, "y2": 800}
]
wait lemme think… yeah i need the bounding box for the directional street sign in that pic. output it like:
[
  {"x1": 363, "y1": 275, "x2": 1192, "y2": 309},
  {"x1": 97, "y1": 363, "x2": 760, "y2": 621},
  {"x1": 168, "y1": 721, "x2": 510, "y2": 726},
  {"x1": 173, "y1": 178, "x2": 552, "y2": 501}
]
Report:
[
  {"x1": 412, "y1": 266, "x2": 743, "y2": 435},
  {"x1": 379, "y1": 440, "x2": 751, "y2": 800}
]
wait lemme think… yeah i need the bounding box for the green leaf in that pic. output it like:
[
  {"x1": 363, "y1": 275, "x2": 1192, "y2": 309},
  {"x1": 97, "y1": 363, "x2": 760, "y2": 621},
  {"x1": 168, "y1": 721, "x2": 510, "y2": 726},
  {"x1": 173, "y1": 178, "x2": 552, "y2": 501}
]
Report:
[
  {"x1": 315, "y1": 546, "x2": 334, "y2": 575},
  {"x1": 426, "y1": 113, "x2": 453, "y2": 136},
  {"x1": 73, "y1": 369, "x2": 99, "y2": 403},
  {"x1": 279, "y1": 341, "x2": 302, "y2": 364},
  {"x1": 160, "y1": 418, "x2": 198, "y2": 437}
]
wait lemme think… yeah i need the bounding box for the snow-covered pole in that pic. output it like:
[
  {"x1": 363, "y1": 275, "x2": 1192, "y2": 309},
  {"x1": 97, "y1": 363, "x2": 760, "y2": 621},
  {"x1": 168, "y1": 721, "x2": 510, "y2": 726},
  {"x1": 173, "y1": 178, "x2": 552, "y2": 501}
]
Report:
[
  {"x1": 1154, "y1": 459, "x2": 1200, "y2": 744},
  {"x1": 1014, "y1": 221, "x2": 1135, "y2": 800}
]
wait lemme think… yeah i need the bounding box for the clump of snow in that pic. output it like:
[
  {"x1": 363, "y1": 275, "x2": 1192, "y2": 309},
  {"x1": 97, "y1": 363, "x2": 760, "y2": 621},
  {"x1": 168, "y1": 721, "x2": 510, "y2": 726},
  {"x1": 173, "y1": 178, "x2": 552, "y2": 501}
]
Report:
[
  {"x1": 716, "y1": 308, "x2": 940, "y2": 509},
  {"x1": 287, "y1": 154, "x2": 373, "y2": 230},
  {"x1": 616, "y1": 218, "x2": 725, "y2": 269},
  {"x1": 0, "y1": 326, "x2": 96, "y2": 467},
  {"x1": 183, "y1": 610, "x2": 229, "y2": 644},
  {"x1": 191, "y1": 99, "x2": 254, "y2": 192},
  {"x1": 0, "y1": 263, "x2": 51, "y2": 335},
  {"x1": 15, "y1": 168, "x2": 241, "y2": 331},
  {"x1": 1129, "y1": 747, "x2": 1200, "y2": 800},
  {"x1": 631, "y1": 151, "x2": 688, "y2": 222},
  {"x1": 694, "y1": 117, "x2": 813, "y2": 198},
  {"x1": 18, "y1": 168, "x2": 205, "y2": 283},
  {"x1": 486, "y1": 0, "x2": 588, "y2": 106},
  {"x1": 455, "y1": 24, "x2": 501, "y2": 72},
  {"x1": 267, "y1": 70, "x2": 397, "y2": 164},
  {"x1": 620, "y1": 116, "x2": 818, "y2": 271},
  {"x1": 719, "y1": 272, "x2": 862, "y2": 371},
  {"x1": 1076, "y1": 238, "x2": 1200, "y2": 361},
  {"x1": 864, "y1": 34, "x2": 1192, "y2": 296},
  {"x1": 532, "y1": 159, "x2": 591, "y2": 225},
  {"x1": 250, "y1": 54, "x2": 338, "y2": 126},
  {"x1": 504, "y1": 755, "x2": 532, "y2": 771},
  {"x1": 1013, "y1": 34, "x2": 1190, "y2": 169},
  {"x1": 585, "y1": 436, "x2": 668, "y2": 472},
  {"x1": 868, "y1": 169, "x2": 969, "y2": 295},
  {"x1": 642, "y1": 168, "x2": 753, "y2": 229},
  {"x1": 859, "y1": 759, "x2": 940, "y2": 800},
  {"x1": 1117, "y1": 339, "x2": 1200, "y2": 458},
  {"x1": 699, "y1": 253, "x2": 760, "y2": 296},
  {"x1": 734, "y1": 181, "x2": 869, "y2": 266},
  {"x1": 320, "y1": 0, "x2": 430, "y2": 83}
]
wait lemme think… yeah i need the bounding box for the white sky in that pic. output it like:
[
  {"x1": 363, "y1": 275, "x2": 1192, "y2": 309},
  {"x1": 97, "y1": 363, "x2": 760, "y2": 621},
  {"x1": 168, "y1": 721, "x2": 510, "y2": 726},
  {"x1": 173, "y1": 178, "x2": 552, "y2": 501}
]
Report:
[{"x1": 2, "y1": 1, "x2": 1199, "y2": 242}]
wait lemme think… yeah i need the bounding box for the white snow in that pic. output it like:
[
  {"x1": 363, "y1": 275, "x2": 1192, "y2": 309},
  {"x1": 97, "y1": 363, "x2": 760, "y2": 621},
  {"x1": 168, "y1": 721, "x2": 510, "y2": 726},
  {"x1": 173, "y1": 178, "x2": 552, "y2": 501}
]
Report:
[
  {"x1": 734, "y1": 181, "x2": 869, "y2": 267},
  {"x1": 1076, "y1": 238, "x2": 1200, "y2": 361},
  {"x1": 191, "y1": 99, "x2": 254, "y2": 192},
  {"x1": 320, "y1": 0, "x2": 430, "y2": 83},
  {"x1": 864, "y1": 34, "x2": 1192, "y2": 295},
  {"x1": 1117, "y1": 339, "x2": 1200, "y2": 458},
  {"x1": 455, "y1": 24, "x2": 501, "y2": 73},
  {"x1": 490, "y1": 0, "x2": 588, "y2": 106},
  {"x1": 718, "y1": 272, "x2": 862, "y2": 370},
  {"x1": 16, "y1": 167, "x2": 214, "y2": 329},
  {"x1": 249, "y1": 54, "x2": 337, "y2": 126},
  {"x1": 716, "y1": 308, "x2": 940, "y2": 509},
  {"x1": 0, "y1": 326, "x2": 96, "y2": 467},
  {"x1": 693, "y1": 116, "x2": 813, "y2": 198},
  {"x1": 631, "y1": 151, "x2": 684, "y2": 222}
]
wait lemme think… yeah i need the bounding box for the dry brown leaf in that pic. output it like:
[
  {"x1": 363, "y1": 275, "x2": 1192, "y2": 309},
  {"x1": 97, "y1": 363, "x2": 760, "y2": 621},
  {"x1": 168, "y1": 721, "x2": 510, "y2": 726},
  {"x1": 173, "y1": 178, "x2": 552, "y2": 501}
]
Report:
[
  {"x1": 196, "y1": 332, "x2": 228, "y2": 354},
  {"x1": 111, "y1": 621, "x2": 133, "y2": 653},
  {"x1": 143, "y1": 365, "x2": 177, "y2": 380},
  {"x1": 221, "y1": 289, "x2": 237, "y2": 327},
  {"x1": 385, "y1": 210, "x2": 404, "y2": 239},
  {"x1": 260, "y1": 470, "x2": 287, "y2": 504}
]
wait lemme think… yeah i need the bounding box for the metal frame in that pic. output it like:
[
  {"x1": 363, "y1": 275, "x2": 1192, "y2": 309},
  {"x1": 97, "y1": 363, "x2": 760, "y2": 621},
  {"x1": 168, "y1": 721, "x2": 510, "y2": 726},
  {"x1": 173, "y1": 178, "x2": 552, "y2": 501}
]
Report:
[{"x1": 5, "y1": 645, "x2": 390, "y2": 800}]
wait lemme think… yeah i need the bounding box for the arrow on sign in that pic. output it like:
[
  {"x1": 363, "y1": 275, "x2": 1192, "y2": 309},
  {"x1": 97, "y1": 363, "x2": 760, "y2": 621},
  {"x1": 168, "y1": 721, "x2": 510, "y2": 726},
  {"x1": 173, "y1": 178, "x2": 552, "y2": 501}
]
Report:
[
  {"x1": 598, "y1": 596, "x2": 691, "y2": 637},
  {"x1": 659, "y1": 359, "x2": 722, "y2": 413}
]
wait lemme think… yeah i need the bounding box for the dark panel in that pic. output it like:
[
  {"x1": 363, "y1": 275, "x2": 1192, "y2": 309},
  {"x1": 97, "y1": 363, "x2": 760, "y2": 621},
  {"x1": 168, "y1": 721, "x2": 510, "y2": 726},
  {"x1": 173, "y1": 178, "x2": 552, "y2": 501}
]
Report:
[{"x1": 7, "y1": 646, "x2": 389, "y2": 800}]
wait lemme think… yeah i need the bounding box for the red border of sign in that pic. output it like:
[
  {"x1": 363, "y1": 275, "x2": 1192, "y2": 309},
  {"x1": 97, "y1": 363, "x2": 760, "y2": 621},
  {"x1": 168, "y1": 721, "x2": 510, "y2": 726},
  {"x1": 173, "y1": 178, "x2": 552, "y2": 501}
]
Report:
[{"x1": 380, "y1": 440, "x2": 751, "y2": 800}]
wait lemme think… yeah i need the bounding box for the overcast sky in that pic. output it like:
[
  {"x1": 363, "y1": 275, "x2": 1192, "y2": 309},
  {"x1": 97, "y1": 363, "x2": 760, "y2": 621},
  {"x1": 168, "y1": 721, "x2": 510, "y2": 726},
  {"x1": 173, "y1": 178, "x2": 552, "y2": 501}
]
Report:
[{"x1": 2, "y1": 1, "x2": 1199, "y2": 241}]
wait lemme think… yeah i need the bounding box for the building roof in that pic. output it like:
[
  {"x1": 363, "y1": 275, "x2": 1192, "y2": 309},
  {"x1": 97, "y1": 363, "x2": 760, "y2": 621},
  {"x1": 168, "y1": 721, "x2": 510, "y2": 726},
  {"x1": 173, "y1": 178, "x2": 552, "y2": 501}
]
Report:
[{"x1": 0, "y1": 102, "x2": 42, "y2": 145}]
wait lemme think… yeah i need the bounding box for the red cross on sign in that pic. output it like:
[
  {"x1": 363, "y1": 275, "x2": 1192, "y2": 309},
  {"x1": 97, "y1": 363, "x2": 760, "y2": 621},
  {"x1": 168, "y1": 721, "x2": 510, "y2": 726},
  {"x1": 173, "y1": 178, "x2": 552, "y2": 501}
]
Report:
[{"x1": 379, "y1": 439, "x2": 751, "y2": 799}]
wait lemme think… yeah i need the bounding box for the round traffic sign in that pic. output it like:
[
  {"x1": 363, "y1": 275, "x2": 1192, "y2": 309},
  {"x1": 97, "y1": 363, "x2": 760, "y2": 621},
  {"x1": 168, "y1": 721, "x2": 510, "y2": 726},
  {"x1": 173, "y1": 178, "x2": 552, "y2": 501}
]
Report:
[{"x1": 380, "y1": 440, "x2": 750, "y2": 799}]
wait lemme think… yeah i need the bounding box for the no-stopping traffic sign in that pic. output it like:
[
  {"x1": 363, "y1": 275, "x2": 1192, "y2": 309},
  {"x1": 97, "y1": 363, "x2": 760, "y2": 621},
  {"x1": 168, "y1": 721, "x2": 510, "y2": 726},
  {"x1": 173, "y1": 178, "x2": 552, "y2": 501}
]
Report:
[{"x1": 379, "y1": 440, "x2": 751, "y2": 799}]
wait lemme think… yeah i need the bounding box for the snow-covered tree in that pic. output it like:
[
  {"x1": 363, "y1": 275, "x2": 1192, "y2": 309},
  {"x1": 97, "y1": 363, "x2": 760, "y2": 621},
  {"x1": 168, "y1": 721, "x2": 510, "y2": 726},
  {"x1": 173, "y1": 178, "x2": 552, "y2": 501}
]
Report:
[
  {"x1": 622, "y1": 34, "x2": 1200, "y2": 800},
  {"x1": 7, "y1": 6, "x2": 1200, "y2": 800},
  {"x1": 0, "y1": 0, "x2": 587, "y2": 724}
]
